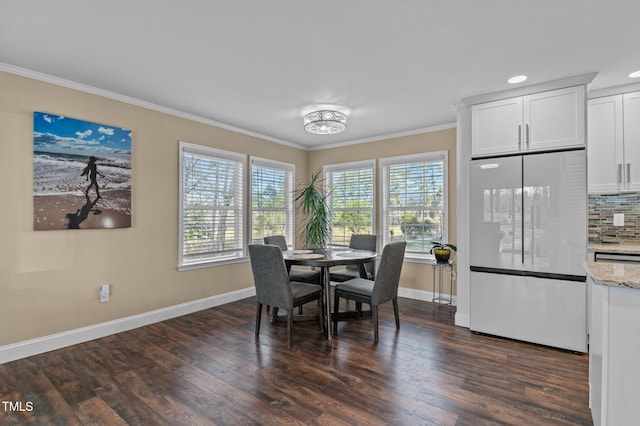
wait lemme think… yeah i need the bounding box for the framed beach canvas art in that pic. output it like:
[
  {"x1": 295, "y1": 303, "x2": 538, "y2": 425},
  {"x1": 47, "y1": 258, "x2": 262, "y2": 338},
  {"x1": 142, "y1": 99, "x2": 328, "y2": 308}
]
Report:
[{"x1": 33, "y1": 112, "x2": 132, "y2": 230}]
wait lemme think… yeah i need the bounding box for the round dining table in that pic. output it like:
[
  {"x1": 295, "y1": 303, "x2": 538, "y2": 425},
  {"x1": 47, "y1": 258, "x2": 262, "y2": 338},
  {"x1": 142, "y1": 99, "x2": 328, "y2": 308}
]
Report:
[{"x1": 282, "y1": 248, "x2": 377, "y2": 340}]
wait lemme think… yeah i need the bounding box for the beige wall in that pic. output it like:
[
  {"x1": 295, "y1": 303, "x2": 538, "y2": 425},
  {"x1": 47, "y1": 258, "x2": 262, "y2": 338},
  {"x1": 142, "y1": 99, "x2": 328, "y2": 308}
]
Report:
[
  {"x1": 308, "y1": 128, "x2": 458, "y2": 293},
  {"x1": 0, "y1": 70, "x2": 456, "y2": 348},
  {"x1": 0, "y1": 71, "x2": 308, "y2": 346}
]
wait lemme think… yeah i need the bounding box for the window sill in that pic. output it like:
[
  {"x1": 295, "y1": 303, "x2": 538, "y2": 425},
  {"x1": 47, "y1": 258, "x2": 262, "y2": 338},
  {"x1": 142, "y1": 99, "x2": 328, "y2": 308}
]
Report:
[
  {"x1": 403, "y1": 255, "x2": 438, "y2": 264},
  {"x1": 178, "y1": 256, "x2": 250, "y2": 271}
]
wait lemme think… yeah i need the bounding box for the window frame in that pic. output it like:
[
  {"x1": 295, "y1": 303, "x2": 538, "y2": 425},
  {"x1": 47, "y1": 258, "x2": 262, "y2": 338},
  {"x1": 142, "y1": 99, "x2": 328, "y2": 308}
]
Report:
[
  {"x1": 249, "y1": 156, "x2": 295, "y2": 248},
  {"x1": 323, "y1": 159, "x2": 376, "y2": 248},
  {"x1": 178, "y1": 141, "x2": 247, "y2": 270},
  {"x1": 379, "y1": 151, "x2": 448, "y2": 261}
]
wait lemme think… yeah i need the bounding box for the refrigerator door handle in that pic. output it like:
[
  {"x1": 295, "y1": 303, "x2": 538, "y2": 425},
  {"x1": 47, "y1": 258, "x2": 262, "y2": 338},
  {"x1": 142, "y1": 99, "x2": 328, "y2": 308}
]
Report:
[
  {"x1": 525, "y1": 124, "x2": 530, "y2": 148},
  {"x1": 469, "y1": 265, "x2": 586, "y2": 282},
  {"x1": 627, "y1": 163, "x2": 631, "y2": 184},
  {"x1": 530, "y1": 206, "x2": 535, "y2": 263},
  {"x1": 521, "y1": 157, "x2": 525, "y2": 264}
]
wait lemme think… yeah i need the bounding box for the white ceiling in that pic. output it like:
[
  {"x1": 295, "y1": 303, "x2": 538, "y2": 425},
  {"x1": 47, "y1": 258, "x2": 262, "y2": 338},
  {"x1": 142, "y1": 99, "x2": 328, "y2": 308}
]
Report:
[{"x1": 1, "y1": 1, "x2": 639, "y2": 150}]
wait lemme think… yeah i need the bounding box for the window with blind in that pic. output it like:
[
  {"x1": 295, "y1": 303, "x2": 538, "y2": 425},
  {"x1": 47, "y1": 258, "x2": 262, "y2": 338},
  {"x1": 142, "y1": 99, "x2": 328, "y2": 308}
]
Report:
[
  {"x1": 250, "y1": 157, "x2": 295, "y2": 246},
  {"x1": 324, "y1": 160, "x2": 375, "y2": 247},
  {"x1": 179, "y1": 142, "x2": 245, "y2": 268},
  {"x1": 380, "y1": 151, "x2": 448, "y2": 258}
]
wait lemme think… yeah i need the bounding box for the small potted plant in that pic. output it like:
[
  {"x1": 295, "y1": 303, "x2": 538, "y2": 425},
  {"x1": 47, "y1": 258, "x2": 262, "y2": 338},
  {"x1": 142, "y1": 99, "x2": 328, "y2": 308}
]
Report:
[{"x1": 430, "y1": 238, "x2": 457, "y2": 263}]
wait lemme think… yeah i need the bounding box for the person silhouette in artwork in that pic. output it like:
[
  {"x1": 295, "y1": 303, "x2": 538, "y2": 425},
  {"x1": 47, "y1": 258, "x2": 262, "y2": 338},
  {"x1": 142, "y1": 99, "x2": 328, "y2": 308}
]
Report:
[
  {"x1": 65, "y1": 194, "x2": 102, "y2": 229},
  {"x1": 81, "y1": 156, "x2": 104, "y2": 198}
]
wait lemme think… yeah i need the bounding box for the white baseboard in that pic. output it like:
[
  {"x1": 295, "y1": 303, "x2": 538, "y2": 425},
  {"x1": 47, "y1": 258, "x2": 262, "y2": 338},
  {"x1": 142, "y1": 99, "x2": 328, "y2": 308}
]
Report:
[
  {"x1": 399, "y1": 287, "x2": 469, "y2": 329},
  {"x1": 1, "y1": 285, "x2": 467, "y2": 364},
  {"x1": 0, "y1": 287, "x2": 256, "y2": 364},
  {"x1": 454, "y1": 312, "x2": 470, "y2": 328},
  {"x1": 398, "y1": 286, "x2": 457, "y2": 306}
]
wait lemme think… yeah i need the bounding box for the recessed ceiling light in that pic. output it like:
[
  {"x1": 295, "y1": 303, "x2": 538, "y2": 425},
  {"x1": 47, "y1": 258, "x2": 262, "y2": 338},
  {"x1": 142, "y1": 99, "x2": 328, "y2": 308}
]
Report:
[
  {"x1": 508, "y1": 75, "x2": 528, "y2": 84},
  {"x1": 629, "y1": 70, "x2": 640, "y2": 79}
]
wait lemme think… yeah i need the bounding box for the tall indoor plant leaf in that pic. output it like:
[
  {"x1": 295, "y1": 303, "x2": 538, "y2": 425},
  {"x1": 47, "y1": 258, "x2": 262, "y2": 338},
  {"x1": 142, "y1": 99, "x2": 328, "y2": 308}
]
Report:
[{"x1": 295, "y1": 170, "x2": 332, "y2": 249}]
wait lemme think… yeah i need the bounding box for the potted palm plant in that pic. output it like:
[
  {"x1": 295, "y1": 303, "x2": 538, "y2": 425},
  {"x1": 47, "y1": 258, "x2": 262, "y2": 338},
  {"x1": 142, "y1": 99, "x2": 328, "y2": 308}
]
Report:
[
  {"x1": 430, "y1": 238, "x2": 457, "y2": 263},
  {"x1": 295, "y1": 170, "x2": 332, "y2": 249}
]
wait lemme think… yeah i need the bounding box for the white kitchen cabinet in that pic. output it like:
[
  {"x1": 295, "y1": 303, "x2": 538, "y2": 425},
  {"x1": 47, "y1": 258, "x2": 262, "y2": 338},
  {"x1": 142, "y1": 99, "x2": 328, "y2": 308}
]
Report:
[
  {"x1": 589, "y1": 279, "x2": 604, "y2": 425},
  {"x1": 623, "y1": 92, "x2": 640, "y2": 190},
  {"x1": 472, "y1": 86, "x2": 585, "y2": 157},
  {"x1": 588, "y1": 91, "x2": 640, "y2": 192},
  {"x1": 471, "y1": 97, "x2": 523, "y2": 156},
  {"x1": 589, "y1": 278, "x2": 640, "y2": 425},
  {"x1": 587, "y1": 95, "x2": 624, "y2": 192}
]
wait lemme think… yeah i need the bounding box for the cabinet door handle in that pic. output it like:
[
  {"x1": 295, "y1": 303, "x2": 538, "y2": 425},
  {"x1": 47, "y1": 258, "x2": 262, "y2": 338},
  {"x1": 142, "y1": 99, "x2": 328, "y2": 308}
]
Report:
[
  {"x1": 618, "y1": 164, "x2": 623, "y2": 183},
  {"x1": 518, "y1": 125, "x2": 522, "y2": 148},
  {"x1": 525, "y1": 124, "x2": 530, "y2": 147},
  {"x1": 627, "y1": 163, "x2": 631, "y2": 183}
]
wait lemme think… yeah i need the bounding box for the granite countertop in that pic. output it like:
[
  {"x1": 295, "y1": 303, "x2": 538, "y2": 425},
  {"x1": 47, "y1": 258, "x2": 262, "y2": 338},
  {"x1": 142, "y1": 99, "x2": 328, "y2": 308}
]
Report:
[
  {"x1": 589, "y1": 243, "x2": 640, "y2": 255},
  {"x1": 585, "y1": 261, "x2": 640, "y2": 290}
]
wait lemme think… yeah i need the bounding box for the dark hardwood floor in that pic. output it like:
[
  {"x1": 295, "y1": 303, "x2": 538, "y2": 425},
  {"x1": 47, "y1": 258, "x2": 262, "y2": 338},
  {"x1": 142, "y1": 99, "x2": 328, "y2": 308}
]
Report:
[{"x1": 0, "y1": 297, "x2": 593, "y2": 425}]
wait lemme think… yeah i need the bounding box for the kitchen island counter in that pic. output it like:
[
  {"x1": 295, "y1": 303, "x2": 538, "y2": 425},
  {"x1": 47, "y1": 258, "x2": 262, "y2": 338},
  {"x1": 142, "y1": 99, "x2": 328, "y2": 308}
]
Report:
[
  {"x1": 586, "y1": 260, "x2": 640, "y2": 425},
  {"x1": 585, "y1": 261, "x2": 640, "y2": 289},
  {"x1": 589, "y1": 242, "x2": 640, "y2": 255}
]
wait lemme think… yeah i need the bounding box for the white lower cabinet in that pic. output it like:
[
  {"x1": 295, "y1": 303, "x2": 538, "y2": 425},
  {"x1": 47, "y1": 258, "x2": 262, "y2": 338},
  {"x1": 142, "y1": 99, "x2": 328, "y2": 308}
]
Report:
[{"x1": 589, "y1": 278, "x2": 640, "y2": 425}]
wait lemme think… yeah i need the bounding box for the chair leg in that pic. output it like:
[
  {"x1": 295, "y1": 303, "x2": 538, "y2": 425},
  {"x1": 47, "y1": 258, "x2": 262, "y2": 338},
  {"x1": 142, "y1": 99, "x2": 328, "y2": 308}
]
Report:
[
  {"x1": 333, "y1": 290, "x2": 340, "y2": 333},
  {"x1": 255, "y1": 303, "x2": 263, "y2": 338},
  {"x1": 271, "y1": 307, "x2": 279, "y2": 323},
  {"x1": 392, "y1": 297, "x2": 400, "y2": 329},
  {"x1": 356, "y1": 301, "x2": 362, "y2": 317},
  {"x1": 372, "y1": 305, "x2": 379, "y2": 343},
  {"x1": 287, "y1": 309, "x2": 293, "y2": 349}
]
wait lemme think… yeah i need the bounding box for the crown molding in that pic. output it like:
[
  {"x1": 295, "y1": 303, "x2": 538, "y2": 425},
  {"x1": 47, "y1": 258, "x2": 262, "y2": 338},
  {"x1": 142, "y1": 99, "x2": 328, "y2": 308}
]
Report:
[
  {"x1": 1, "y1": 62, "x2": 458, "y2": 152},
  {"x1": 307, "y1": 122, "x2": 457, "y2": 151},
  {"x1": 460, "y1": 72, "x2": 598, "y2": 106},
  {"x1": 0, "y1": 62, "x2": 306, "y2": 150},
  {"x1": 588, "y1": 81, "x2": 640, "y2": 99}
]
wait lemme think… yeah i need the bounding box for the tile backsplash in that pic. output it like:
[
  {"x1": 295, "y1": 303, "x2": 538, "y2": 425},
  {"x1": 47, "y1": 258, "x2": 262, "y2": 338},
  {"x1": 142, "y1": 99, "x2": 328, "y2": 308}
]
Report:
[{"x1": 588, "y1": 192, "x2": 640, "y2": 243}]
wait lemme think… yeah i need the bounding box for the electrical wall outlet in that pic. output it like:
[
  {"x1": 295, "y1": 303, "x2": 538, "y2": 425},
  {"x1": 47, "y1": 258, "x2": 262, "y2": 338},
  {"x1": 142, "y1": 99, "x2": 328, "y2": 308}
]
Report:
[
  {"x1": 613, "y1": 213, "x2": 624, "y2": 227},
  {"x1": 100, "y1": 284, "x2": 110, "y2": 303}
]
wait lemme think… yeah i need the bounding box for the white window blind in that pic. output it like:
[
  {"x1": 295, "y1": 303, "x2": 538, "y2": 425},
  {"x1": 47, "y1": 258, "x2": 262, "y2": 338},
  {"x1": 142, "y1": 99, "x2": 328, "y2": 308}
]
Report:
[
  {"x1": 250, "y1": 157, "x2": 295, "y2": 246},
  {"x1": 179, "y1": 142, "x2": 245, "y2": 268},
  {"x1": 380, "y1": 151, "x2": 447, "y2": 258},
  {"x1": 324, "y1": 160, "x2": 375, "y2": 247}
]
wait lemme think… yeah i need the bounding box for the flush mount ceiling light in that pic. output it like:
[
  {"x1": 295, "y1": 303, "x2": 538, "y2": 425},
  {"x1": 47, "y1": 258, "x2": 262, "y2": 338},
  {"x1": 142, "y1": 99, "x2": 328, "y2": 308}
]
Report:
[
  {"x1": 629, "y1": 70, "x2": 640, "y2": 78},
  {"x1": 303, "y1": 110, "x2": 347, "y2": 135},
  {"x1": 508, "y1": 75, "x2": 528, "y2": 84}
]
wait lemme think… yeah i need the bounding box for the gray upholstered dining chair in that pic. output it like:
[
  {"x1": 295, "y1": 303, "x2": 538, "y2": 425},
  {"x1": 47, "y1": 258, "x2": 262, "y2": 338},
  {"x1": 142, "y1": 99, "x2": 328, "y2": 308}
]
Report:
[
  {"x1": 248, "y1": 244, "x2": 324, "y2": 348},
  {"x1": 264, "y1": 235, "x2": 321, "y2": 284},
  {"x1": 329, "y1": 234, "x2": 377, "y2": 282},
  {"x1": 332, "y1": 241, "x2": 406, "y2": 343}
]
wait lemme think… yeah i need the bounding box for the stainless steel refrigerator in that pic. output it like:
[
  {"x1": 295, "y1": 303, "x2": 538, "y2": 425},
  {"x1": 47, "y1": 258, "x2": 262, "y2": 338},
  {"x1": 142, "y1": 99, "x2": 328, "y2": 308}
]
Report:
[{"x1": 469, "y1": 149, "x2": 587, "y2": 352}]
